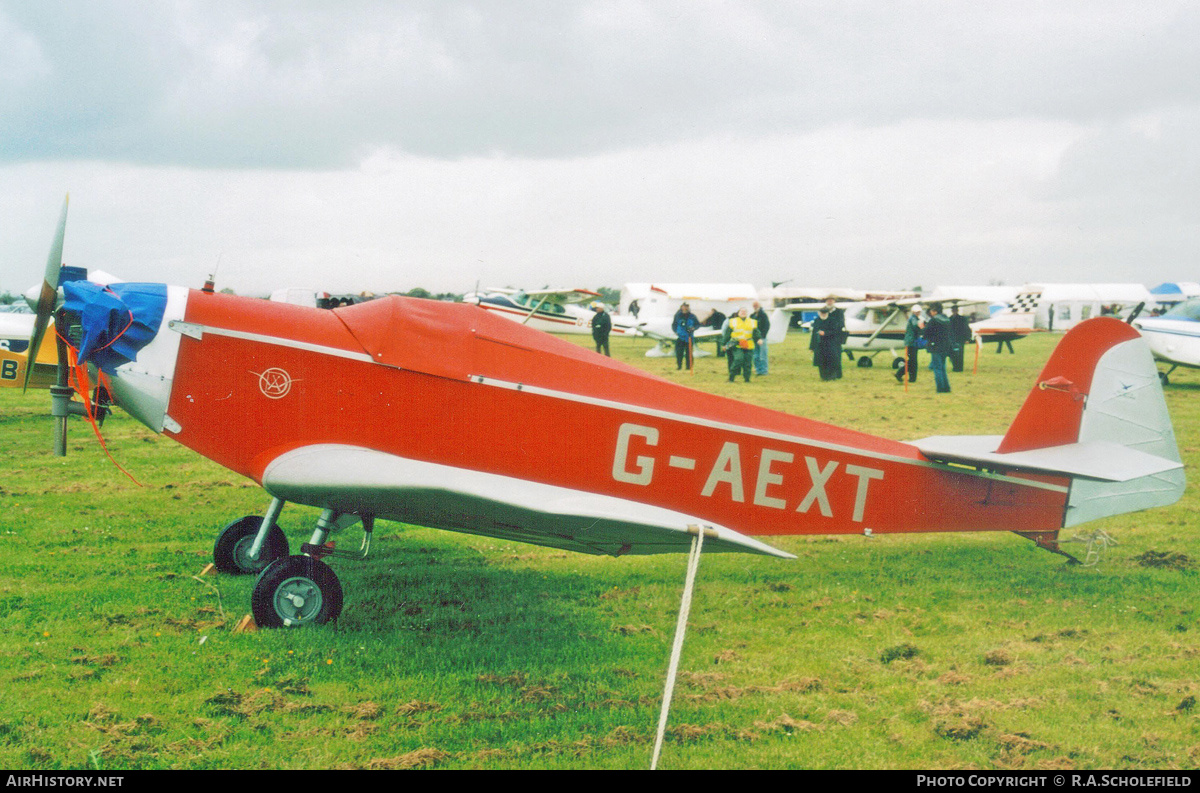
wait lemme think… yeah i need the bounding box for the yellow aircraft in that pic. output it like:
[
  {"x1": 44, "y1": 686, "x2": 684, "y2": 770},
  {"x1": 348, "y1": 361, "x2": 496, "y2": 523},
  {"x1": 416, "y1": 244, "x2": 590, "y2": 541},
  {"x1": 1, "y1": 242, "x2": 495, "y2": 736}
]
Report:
[{"x1": 0, "y1": 316, "x2": 59, "y2": 389}]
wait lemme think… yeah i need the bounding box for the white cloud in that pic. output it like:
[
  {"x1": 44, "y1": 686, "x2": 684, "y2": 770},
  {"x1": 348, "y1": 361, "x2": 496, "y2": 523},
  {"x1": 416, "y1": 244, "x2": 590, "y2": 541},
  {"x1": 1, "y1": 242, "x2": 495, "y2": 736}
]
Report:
[
  {"x1": 2, "y1": 119, "x2": 1107, "y2": 296},
  {"x1": 0, "y1": 1, "x2": 1196, "y2": 296},
  {"x1": 4, "y1": 1, "x2": 1199, "y2": 164}
]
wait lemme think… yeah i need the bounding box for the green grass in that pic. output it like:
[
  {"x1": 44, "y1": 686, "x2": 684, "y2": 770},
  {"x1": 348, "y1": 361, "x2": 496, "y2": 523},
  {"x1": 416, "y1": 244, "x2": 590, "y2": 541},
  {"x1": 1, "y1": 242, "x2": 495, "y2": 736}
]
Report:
[{"x1": 1, "y1": 332, "x2": 1197, "y2": 770}]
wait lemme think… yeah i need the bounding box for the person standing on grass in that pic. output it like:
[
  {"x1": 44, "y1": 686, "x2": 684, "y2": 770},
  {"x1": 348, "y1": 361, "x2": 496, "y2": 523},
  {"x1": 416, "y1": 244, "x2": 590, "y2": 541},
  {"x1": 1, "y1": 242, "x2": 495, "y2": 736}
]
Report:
[
  {"x1": 949, "y1": 305, "x2": 971, "y2": 372},
  {"x1": 703, "y1": 307, "x2": 727, "y2": 357},
  {"x1": 897, "y1": 304, "x2": 924, "y2": 383},
  {"x1": 672, "y1": 302, "x2": 699, "y2": 371},
  {"x1": 809, "y1": 302, "x2": 844, "y2": 381},
  {"x1": 591, "y1": 302, "x2": 612, "y2": 356},
  {"x1": 723, "y1": 306, "x2": 761, "y2": 382},
  {"x1": 751, "y1": 301, "x2": 771, "y2": 375},
  {"x1": 924, "y1": 302, "x2": 952, "y2": 393}
]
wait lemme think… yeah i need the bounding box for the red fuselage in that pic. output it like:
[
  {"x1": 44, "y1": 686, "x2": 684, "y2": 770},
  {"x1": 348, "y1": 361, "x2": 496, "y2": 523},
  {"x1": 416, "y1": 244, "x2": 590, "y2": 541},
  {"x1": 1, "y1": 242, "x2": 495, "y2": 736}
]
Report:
[{"x1": 163, "y1": 291, "x2": 1068, "y2": 538}]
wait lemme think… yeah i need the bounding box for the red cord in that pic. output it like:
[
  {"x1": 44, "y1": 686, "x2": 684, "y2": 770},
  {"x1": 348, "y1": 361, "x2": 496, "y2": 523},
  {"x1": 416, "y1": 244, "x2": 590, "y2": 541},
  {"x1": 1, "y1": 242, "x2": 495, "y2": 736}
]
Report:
[{"x1": 60, "y1": 337, "x2": 143, "y2": 487}]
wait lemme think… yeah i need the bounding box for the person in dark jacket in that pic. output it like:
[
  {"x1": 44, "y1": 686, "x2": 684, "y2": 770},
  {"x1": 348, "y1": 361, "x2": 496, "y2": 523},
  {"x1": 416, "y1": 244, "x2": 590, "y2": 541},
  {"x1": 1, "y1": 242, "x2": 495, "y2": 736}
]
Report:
[
  {"x1": 949, "y1": 305, "x2": 971, "y2": 372},
  {"x1": 809, "y1": 300, "x2": 845, "y2": 381},
  {"x1": 750, "y1": 301, "x2": 771, "y2": 375},
  {"x1": 672, "y1": 303, "x2": 700, "y2": 370},
  {"x1": 924, "y1": 302, "x2": 952, "y2": 393},
  {"x1": 703, "y1": 307, "x2": 727, "y2": 357},
  {"x1": 896, "y1": 305, "x2": 924, "y2": 383},
  {"x1": 591, "y1": 302, "x2": 612, "y2": 356}
]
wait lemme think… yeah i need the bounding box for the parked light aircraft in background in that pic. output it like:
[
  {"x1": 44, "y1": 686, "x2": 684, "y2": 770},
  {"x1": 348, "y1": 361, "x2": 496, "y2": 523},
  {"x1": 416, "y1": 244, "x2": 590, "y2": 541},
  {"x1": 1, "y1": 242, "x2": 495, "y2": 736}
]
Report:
[
  {"x1": 468, "y1": 283, "x2": 786, "y2": 357},
  {"x1": 618, "y1": 283, "x2": 788, "y2": 356},
  {"x1": 462, "y1": 287, "x2": 638, "y2": 335},
  {"x1": 1149, "y1": 282, "x2": 1200, "y2": 308},
  {"x1": 924, "y1": 286, "x2": 1019, "y2": 318},
  {"x1": 620, "y1": 282, "x2": 762, "y2": 319},
  {"x1": 1131, "y1": 298, "x2": 1200, "y2": 385},
  {"x1": 780, "y1": 295, "x2": 1009, "y2": 367},
  {"x1": 1, "y1": 310, "x2": 35, "y2": 354},
  {"x1": 764, "y1": 287, "x2": 920, "y2": 328},
  {"x1": 970, "y1": 283, "x2": 1156, "y2": 349},
  {"x1": 0, "y1": 312, "x2": 58, "y2": 389},
  {"x1": 22, "y1": 197, "x2": 1185, "y2": 628}
]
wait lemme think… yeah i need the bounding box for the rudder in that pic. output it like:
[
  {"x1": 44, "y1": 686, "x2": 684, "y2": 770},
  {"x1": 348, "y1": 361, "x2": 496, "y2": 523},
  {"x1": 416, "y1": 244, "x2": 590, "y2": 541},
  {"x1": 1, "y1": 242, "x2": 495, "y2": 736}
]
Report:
[{"x1": 999, "y1": 317, "x2": 1183, "y2": 525}]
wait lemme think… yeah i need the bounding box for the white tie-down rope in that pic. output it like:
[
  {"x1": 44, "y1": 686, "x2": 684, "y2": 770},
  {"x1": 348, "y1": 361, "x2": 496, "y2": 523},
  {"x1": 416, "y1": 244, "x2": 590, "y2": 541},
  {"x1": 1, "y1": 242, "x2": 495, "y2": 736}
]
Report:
[
  {"x1": 1064, "y1": 528, "x2": 1118, "y2": 567},
  {"x1": 651, "y1": 525, "x2": 707, "y2": 770}
]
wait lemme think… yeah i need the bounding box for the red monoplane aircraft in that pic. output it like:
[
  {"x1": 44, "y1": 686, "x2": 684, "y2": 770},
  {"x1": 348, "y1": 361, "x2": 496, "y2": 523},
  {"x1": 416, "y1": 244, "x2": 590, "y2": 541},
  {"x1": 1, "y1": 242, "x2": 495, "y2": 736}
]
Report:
[{"x1": 25, "y1": 198, "x2": 1186, "y2": 628}]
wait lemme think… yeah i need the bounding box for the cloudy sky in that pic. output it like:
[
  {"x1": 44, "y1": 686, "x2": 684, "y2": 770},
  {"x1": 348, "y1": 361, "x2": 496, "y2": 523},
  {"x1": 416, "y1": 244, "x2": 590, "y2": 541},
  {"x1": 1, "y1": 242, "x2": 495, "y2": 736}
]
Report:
[{"x1": 1, "y1": 1, "x2": 1197, "y2": 297}]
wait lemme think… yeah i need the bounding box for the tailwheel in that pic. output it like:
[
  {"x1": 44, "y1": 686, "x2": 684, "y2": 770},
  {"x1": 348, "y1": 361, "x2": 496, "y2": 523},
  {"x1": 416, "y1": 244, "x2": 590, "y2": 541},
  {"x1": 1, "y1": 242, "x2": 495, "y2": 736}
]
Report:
[
  {"x1": 251, "y1": 555, "x2": 343, "y2": 628},
  {"x1": 213, "y1": 516, "x2": 289, "y2": 574}
]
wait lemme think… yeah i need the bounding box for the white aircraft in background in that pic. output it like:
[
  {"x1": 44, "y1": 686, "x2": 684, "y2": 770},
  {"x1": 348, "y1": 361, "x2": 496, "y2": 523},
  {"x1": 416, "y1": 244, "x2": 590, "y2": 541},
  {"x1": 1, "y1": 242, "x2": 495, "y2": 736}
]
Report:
[
  {"x1": 780, "y1": 295, "x2": 996, "y2": 368},
  {"x1": 764, "y1": 287, "x2": 919, "y2": 328},
  {"x1": 924, "y1": 285, "x2": 1019, "y2": 316},
  {"x1": 1148, "y1": 282, "x2": 1200, "y2": 308},
  {"x1": 1131, "y1": 298, "x2": 1200, "y2": 385},
  {"x1": 619, "y1": 283, "x2": 787, "y2": 357},
  {"x1": 970, "y1": 283, "x2": 1155, "y2": 350},
  {"x1": 461, "y1": 287, "x2": 645, "y2": 335},
  {"x1": 0, "y1": 311, "x2": 35, "y2": 354},
  {"x1": 467, "y1": 283, "x2": 787, "y2": 357}
]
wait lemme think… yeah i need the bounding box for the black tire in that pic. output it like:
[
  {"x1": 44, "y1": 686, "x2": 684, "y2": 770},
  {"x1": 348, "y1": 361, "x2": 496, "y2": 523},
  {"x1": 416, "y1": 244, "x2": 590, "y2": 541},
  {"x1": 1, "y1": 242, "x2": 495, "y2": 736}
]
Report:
[
  {"x1": 891, "y1": 357, "x2": 905, "y2": 370},
  {"x1": 857, "y1": 357, "x2": 873, "y2": 368},
  {"x1": 251, "y1": 555, "x2": 343, "y2": 628},
  {"x1": 1160, "y1": 372, "x2": 1170, "y2": 386},
  {"x1": 213, "y1": 516, "x2": 289, "y2": 575}
]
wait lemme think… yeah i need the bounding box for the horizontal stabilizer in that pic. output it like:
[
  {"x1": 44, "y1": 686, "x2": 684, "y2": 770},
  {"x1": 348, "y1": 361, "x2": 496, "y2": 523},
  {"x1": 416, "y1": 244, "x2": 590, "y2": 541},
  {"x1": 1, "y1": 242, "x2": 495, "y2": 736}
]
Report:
[{"x1": 911, "y1": 435, "x2": 1182, "y2": 482}]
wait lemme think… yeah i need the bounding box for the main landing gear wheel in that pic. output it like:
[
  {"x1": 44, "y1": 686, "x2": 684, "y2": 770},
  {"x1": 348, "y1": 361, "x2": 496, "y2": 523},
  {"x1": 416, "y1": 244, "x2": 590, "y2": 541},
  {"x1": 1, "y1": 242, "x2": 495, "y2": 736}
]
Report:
[
  {"x1": 251, "y1": 555, "x2": 343, "y2": 628},
  {"x1": 212, "y1": 516, "x2": 289, "y2": 575},
  {"x1": 892, "y1": 358, "x2": 906, "y2": 370},
  {"x1": 857, "y1": 357, "x2": 873, "y2": 368}
]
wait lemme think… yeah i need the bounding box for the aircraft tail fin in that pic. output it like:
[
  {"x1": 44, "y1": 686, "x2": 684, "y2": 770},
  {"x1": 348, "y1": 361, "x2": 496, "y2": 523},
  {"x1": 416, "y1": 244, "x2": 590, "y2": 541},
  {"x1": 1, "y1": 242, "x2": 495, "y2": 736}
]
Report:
[{"x1": 913, "y1": 317, "x2": 1184, "y2": 527}]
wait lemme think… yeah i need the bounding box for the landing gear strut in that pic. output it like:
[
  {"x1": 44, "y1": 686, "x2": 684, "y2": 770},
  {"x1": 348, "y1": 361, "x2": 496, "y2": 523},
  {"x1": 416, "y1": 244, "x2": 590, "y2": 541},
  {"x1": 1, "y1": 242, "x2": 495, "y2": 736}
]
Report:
[
  {"x1": 211, "y1": 499, "x2": 374, "y2": 627},
  {"x1": 212, "y1": 515, "x2": 289, "y2": 574}
]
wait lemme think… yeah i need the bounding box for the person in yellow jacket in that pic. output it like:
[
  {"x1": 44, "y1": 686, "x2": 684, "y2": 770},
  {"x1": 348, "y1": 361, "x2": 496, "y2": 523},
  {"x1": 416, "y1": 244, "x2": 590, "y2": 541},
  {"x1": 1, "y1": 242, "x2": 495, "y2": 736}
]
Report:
[{"x1": 721, "y1": 307, "x2": 762, "y2": 382}]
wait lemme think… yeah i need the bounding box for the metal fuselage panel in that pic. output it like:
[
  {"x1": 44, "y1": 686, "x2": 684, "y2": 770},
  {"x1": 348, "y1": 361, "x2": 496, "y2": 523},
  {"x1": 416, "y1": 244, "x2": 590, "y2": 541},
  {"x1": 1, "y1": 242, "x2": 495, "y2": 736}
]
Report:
[
  {"x1": 106, "y1": 285, "x2": 189, "y2": 432},
  {"x1": 162, "y1": 291, "x2": 1068, "y2": 538}
]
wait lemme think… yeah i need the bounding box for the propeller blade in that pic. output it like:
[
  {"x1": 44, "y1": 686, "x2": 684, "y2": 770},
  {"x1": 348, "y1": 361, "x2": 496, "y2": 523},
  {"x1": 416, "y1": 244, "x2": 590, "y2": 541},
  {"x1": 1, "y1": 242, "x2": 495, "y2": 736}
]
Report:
[{"x1": 23, "y1": 195, "x2": 69, "y2": 392}]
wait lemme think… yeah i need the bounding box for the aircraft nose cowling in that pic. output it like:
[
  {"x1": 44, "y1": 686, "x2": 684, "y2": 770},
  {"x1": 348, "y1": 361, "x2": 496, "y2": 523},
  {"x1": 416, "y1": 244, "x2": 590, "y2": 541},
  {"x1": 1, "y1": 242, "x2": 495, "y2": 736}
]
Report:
[
  {"x1": 62, "y1": 281, "x2": 168, "y2": 371},
  {"x1": 61, "y1": 281, "x2": 187, "y2": 434}
]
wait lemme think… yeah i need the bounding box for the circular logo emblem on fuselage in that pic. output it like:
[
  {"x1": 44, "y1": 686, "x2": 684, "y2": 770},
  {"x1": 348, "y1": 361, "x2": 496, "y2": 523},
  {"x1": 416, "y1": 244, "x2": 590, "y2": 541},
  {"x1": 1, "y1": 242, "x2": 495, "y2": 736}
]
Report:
[{"x1": 257, "y1": 367, "x2": 294, "y2": 399}]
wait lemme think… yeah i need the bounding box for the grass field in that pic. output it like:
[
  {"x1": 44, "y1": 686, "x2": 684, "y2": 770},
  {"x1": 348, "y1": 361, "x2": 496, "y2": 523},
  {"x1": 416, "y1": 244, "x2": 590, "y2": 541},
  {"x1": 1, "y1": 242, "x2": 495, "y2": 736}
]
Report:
[{"x1": 0, "y1": 330, "x2": 1196, "y2": 770}]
